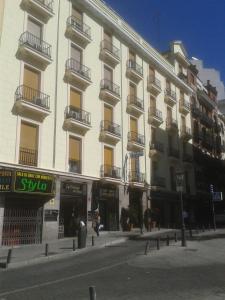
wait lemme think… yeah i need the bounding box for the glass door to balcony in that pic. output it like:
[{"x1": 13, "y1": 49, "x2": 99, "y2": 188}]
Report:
[
  {"x1": 69, "y1": 136, "x2": 81, "y2": 173},
  {"x1": 104, "y1": 146, "x2": 113, "y2": 177},
  {"x1": 19, "y1": 122, "x2": 38, "y2": 166},
  {"x1": 27, "y1": 17, "x2": 42, "y2": 40}
]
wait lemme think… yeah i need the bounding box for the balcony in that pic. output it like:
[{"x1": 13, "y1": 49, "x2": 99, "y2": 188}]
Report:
[
  {"x1": 65, "y1": 16, "x2": 91, "y2": 48},
  {"x1": 179, "y1": 99, "x2": 190, "y2": 115},
  {"x1": 128, "y1": 171, "x2": 145, "y2": 187},
  {"x1": 127, "y1": 95, "x2": 144, "y2": 117},
  {"x1": 164, "y1": 89, "x2": 177, "y2": 107},
  {"x1": 183, "y1": 153, "x2": 193, "y2": 164},
  {"x1": 168, "y1": 147, "x2": 179, "y2": 160},
  {"x1": 19, "y1": 147, "x2": 38, "y2": 167},
  {"x1": 200, "y1": 114, "x2": 214, "y2": 128},
  {"x1": 126, "y1": 59, "x2": 143, "y2": 83},
  {"x1": 21, "y1": 0, "x2": 54, "y2": 23},
  {"x1": 166, "y1": 119, "x2": 178, "y2": 133},
  {"x1": 100, "y1": 40, "x2": 120, "y2": 67},
  {"x1": 100, "y1": 165, "x2": 121, "y2": 183},
  {"x1": 127, "y1": 131, "x2": 145, "y2": 151},
  {"x1": 149, "y1": 142, "x2": 164, "y2": 160},
  {"x1": 17, "y1": 31, "x2": 52, "y2": 70},
  {"x1": 65, "y1": 58, "x2": 91, "y2": 90},
  {"x1": 99, "y1": 79, "x2": 120, "y2": 105},
  {"x1": 178, "y1": 72, "x2": 188, "y2": 84},
  {"x1": 69, "y1": 159, "x2": 81, "y2": 174},
  {"x1": 191, "y1": 104, "x2": 201, "y2": 118},
  {"x1": 147, "y1": 76, "x2": 161, "y2": 96},
  {"x1": 181, "y1": 126, "x2": 192, "y2": 141},
  {"x1": 151, "y1": 176, "x2": 166, "y2": 188},
  {"x1": 64, "y1": 106, "x2": 91, "y2": 135},
  {"x1": 100, "y1": 120, "x2": 121, "y2": 145},
  {"x1": 14, "y1": 85, "x2": 50, "y2": 121},
  {"x1": 148, "y1": 108, "x2": 163, "y2": 127}
]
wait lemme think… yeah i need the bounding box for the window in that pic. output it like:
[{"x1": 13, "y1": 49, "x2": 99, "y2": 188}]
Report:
[
  {"x1": 27, "y1": 17, "x2": 42, "y2": 39},
  {"x1": 180, "y1": 91, "x2": 184, "y2": 101},
  {"x1": 167, "y1": 107, "x2": 172, "y2": 122},
  {"x1": 151, "y1": 127, "x2": 156, "y2": 143},
  {"x1": 71, "y1": 45, "x2": 82, "y2": 62},
  {"x1": 19, "y1": 122, "x2": 38, "y2": 166},
  {"x1": 23, "y1": 65, "x2": 40, "y2": 90},
  {"x1": 150, "y1": 96, "x2": 156, "y2": 112},
  {"x1": 130, "y1": 117, "x2": 138, "y2": 133},
  {"x1": 129, "y1": 50, "x2": 135, "y2": 62},
  {"x1": 149, "y1": 67, "x2": 155, "y2": 79},
  {"x1": 104, "y1": 65, "x2": 113, "y2": 83},
  {"x1": 166, "y1": 80, "x2": 171, "y2": 91},
  {"x1": 104, "y1": 104, "x2": 113, "y2": 122},
  {"x1": 70, "y1": 88, "x2": 82, "y2": 108},
  {"x1": 72, "y1": 6, "x2": 83, "y2": 24},
  {"x1": 178, "y1": 64, "x2": 182, "y2": 74},
  {"x1": 181, "y1": 116, "x2": 186, "y2": 129},
  {"x1": 104, "y1": 146, "x2": 113, "y2": 167},
  {"x1": 170, "y1": 166, "x2": 176, "y2": 191},
  {"x1": 69, "y1": 136, "x2": 81, "y2": 173}
]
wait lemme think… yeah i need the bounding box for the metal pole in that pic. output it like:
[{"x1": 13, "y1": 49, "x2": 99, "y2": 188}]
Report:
[
  {"x1": 92, "y1": 235, "x2": 95, "y2": 246},
  {"x1": 89, "y1": 286, "x2": 96, "y2": 300},
  {"x1": 6, "y1": 248, "x2": 12, "y2": 265},
  {"x1": 180, "y1": 190, "x2": 186, "y2": 247},
  {"x1": 45, "y1": 243, "x2": 49, "y2": 256},
  {"x1": 211, "y1": 194, "x2": 216, "y2": 231},
  {"x1": 73, "y1": 239, "x2": 76, "y2": 251},
  {"x1": 144, "y1": 241, "x2": 149, "y2": 255},
  {"x1": 156, "y1": 237, "x2": 160, "y2": 250}
]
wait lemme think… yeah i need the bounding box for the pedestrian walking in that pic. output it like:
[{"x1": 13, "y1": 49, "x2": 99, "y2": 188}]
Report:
[{"x1": 94, "y1": 212, "x2": 101, "y2": 236}]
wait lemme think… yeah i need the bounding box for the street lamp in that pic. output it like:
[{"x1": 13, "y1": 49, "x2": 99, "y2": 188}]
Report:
[{"x1": 176, "y1": 169, "x2": 187, "y2": 247}]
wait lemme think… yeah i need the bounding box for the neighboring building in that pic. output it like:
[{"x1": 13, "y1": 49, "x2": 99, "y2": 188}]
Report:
[
  {"x1": 190, "y1": 58, "x2": 225, "y2": 101},
  {"x1": 165, "y1": 41, "x2": 225, "y2": 225}
]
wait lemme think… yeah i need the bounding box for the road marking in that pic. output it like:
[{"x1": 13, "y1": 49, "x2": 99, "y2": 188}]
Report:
[{"x1": 0, "y1": 260, "x2": 127, "y2": 297}]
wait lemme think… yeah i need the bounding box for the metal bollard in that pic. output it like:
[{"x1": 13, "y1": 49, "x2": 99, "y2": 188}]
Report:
[
  {"x1": 156, "y1": 237, "x2": 160, "y2": 250},
  {"x1": 6, "y1": 248, "x2": 12, "y2": 265},
  {"x1": 73, "y1": 239, "x2": 76, "y2": 251},
  {"x1": 45, "y1": 243, "x2": 49, "y2": 257},
  {"x1": 92, "y1": 235, "x2": 95, "y2": 246},
  {"x1": 174, "y1": 232, "x2": 177, "y2": 242},
  {"x1": 89, "y1": 286, "x2": 96, "y2": 300},
  {"x1": 166, "y1": 235, "x2": 169, "y2": 246},
  {"x1": 144, "y1": 241, "x2": 149, "y2": 255}
]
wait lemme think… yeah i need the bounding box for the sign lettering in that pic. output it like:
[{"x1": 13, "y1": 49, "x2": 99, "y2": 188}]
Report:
[
  {"x1": 0, "y1": 170, "x2": 12, "y2": 192},
  {"x1": 15, "y1": 171, "x2": 54, "y2": 194}
]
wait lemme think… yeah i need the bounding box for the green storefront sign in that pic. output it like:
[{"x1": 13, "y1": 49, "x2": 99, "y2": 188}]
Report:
[{"x1": 14, "y1": 171, "x2": 54, "y2": 195}]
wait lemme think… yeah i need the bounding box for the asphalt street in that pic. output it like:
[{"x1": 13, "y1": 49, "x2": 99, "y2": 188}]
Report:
[{"x1": 0, "y1": 234, "x2": 225, "y2": 300}]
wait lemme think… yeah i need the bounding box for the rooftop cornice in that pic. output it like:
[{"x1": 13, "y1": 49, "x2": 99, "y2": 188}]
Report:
[{"x1": 78, "y1": 0, "x2": 193, "y2": 94}]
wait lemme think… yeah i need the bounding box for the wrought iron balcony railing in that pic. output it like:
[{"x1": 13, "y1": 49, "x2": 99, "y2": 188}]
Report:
[
  {"x1": 149, "y1": 108, "x2": 163, "y2": 120},
  {"x1": 180, "y1": 99, "x2": 190, "y2": 110},
  {"x1": 35, "y1": 0, "x2": 54, "y2": 12},
  {"x1": 15, "y1": 85, "x2": 50, "y2": 109},
  {"x1": 19, "y1": 147, "x2": 38, "y2": 166},
  {"x1": 100, "y1": 120, "x2": 121, "y2": 136},
  {"x1": 65, "y1": 58, "x2": 91, "y2": 81},
  {"x1": 67, "y1": 16, "x2": 91, "y2": 39},
  {"x1": 127, "y1": 59, "x2": 143, "y2": 76},
  {"x1": 165, "y1": 88, "x2": 176, "y2": 101},
  {"x1": 69, "y1": 159, "x2": 81, "y2": 173},
  {"x1": 19, "y1": 31, "x2": 52, "y2": 58},
  {"x1": 128, "y1": 131, "x2": 145, "y2": 145},
  {"x1": 65, "y1": 106, "x2": 91, "y2": 125},
  {"x1": 127, "y1": 95, "x2": 144, "y2": 110},
  {"x1": 128, "y1": 171, "x2": 145, "y2": 183},
  {"x1": 100, "y1": 39, "x2": 120, "y2": 59},
  {"x1": 150, "y1": 141, "x2": 164, "y2": 152},
  {"x1": 100, "y1": 79, "x2": 120, "y2": 96},
  {"x1": 100, "y1": 165, "x2": 121, "y2": 179},
  {"x1": 148, "y1": 75, "x2": 161, "y2": 90}
]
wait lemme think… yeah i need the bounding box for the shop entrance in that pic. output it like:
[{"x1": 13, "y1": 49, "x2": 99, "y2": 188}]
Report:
[
  {"x1": 129, "y1": 189, "x2": 143, "y2": 228},
  {"x1": 99, "y1": 185, "x2": 119, "y2": 231},
  {"x1": 59, "y1": 182, "x2": 87, "y2": 238},
  {"x1": 2, "y1": 197, "x2": 44, "y2": 246}
]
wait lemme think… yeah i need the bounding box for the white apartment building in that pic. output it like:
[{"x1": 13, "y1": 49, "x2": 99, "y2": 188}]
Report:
[{"x1": 0, "y1": 0, "x2": 194, "y2": 246}]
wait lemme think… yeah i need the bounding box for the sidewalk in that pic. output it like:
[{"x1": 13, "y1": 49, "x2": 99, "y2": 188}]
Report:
[
  {"x1": 1, "y1": 227, "x2": 224, "y2": 270},
  {"x1": 0, "y1": 228, "x2": 175, "y2": 269}
]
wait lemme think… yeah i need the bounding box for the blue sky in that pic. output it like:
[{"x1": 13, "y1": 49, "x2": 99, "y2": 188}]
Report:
[{"x1": 104, "y1": 0, "x2": 225, "y2": 84}]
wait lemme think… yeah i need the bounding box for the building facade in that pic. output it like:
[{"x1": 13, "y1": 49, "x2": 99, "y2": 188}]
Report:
[{"x1": 0, "y1": 0, "x2": 203, "y2": 246}]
